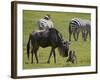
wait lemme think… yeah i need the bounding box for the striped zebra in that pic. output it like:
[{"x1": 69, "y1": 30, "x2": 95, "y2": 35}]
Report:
[
  {"x1": 37, "y1": 15, "x2": 54, "y2": 30},
  {"x1": 69, "y1": 18, "x2": 91, "y2": 41}
]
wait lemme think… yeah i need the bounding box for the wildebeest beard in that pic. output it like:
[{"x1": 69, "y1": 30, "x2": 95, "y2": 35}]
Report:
[{"x1": 58, "y1": 43, "x2": 69, "y2": 57}]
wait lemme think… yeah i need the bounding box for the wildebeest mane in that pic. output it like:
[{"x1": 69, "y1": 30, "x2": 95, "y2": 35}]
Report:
[{"x1": 48, "y1": 28, "x2": 63, "y2": 41}]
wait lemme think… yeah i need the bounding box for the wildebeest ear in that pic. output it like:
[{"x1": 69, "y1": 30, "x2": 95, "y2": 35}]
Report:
[
  {"x1": 68, "y1": 41, "x2": 71, "y2": 45},
  {"x1": 68, "y1": 42, "x2": 71, "y2": 45},
  {"x1": 65, "y1": 41, "x2": 70, "y2": 45}
]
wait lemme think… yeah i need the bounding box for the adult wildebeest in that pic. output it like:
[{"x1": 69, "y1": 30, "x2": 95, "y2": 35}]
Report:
[
  {"x1": 69, "y1": 18, "x2": 91, "y2": 41},
  {"x1": 27, "y1": 28, "x2": 70, "y2": 64}
]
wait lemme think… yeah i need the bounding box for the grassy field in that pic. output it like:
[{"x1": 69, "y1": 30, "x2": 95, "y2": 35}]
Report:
[{"x1": 23, "y1": 10, "x2": 91, "y2": 69}]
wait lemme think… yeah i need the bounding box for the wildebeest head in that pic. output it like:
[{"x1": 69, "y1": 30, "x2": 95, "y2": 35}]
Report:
[
  {"x1": 58, "y1": 40, "x2": 70, "y2": 57},
  {"x1": 49, "y1": 28, "x2": 70, "y2": 57}
]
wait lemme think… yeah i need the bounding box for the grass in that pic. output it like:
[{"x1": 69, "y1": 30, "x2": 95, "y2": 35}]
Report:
[{"x1": 23, "y1": 10, "x2": 91, "y2": 69}]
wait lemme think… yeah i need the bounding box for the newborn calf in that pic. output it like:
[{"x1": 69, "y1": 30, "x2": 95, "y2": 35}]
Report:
[{"x1": 67, "y1": 50, "x2": 77, "y2": 64}]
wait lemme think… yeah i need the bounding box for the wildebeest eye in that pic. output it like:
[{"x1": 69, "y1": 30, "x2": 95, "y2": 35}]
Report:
[
  {"x1": 64, "y1": 41, "x2": 68, "y2": 44},
  {"x1": 64, "y1": 42, "x2": 66, "y2": 44}
]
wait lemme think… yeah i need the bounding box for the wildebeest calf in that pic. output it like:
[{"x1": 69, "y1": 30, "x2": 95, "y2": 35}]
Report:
[{"x1": 67, "y1": 50, "x2": 77, "y2": 64}]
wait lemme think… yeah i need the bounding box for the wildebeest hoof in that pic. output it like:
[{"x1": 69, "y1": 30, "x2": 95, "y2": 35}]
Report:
[
  {"x1": 54, "y1": 61, "x2": 56, "y2": 64},
  {"x1": 31, "y1": 62, "x2": 33, "y2": 64},
  {"x1": 75, "y1": 39, "x2": 77, "y2": 41},
  {"x1": 25, "y1": 62, "x2": 29, "y2": 64},
  {"x1": 47, "y1": 61, "x2": 50, "y2": 64}
]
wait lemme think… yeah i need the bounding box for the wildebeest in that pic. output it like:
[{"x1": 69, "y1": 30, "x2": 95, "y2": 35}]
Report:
[
  {"x1": 69, "y1": 18, "x2": 91, "y2": 41},
  {"x1": 27, "y1": 28, "x2": 70, "y2": 64},
  {"x1": 67, "y1": 50, "x2": 77, "y2": 64}
]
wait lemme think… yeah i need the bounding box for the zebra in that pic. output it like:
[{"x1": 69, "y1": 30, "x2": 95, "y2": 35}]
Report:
[
  {"x1": 69, "y1": 18, "x2": 91, "y2": 41},
  {"x1": 37, "y1": 14, "x2": 54, "y2": 30}
]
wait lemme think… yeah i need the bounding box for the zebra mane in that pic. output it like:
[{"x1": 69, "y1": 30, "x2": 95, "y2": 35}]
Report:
[{"x1": 71, "y1": 18, "x2": 81, "y2": 26}]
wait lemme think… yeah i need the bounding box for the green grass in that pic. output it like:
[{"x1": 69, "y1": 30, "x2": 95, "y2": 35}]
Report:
[{"x1": 23, "y1": 10, "x2": 91, "y2": 69}]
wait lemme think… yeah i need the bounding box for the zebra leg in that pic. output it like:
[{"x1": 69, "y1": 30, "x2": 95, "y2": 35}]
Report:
[
  {"x1": 69, "y1": 24, "x2": 72, "y2": 41},
  {"x1": 73, "y1": 32, "x2": 77, "y2": 41},
  {"x1": 84, "y1": 31, "x2": 87, "y2": 41},
  {"x1": 47, "y1": 48, "x2": 53, "y2": 63},
  {"x1": 52, "y1": 49, "x2": 56, "y2": 63},
  {"x1": 69, "y1": 32, "x2": 72, "y2": 41},
  {"x1": 77, "y1": 31, "x2": 80, "y2": 41},
  {"x1": 89, "y1": 31, "x2": 91, "y2": 40},
  {"x1": 85, "y1": 31, "x2": 89, "y2": 41},
  {"x1": 82, "y1": 31, "x2": 85, "y2": 41}
]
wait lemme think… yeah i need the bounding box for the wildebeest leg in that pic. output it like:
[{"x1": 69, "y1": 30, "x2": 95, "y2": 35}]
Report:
[
  {"x1": 34, "y1": 48, "x2": 39, "y2": 64},
  {"x1": 31, "y1": 48, "x2": 34, "y2": 64},
  {"x1": 47, "y1": 48, "x2": 53, "y2": 63},
  {"x1": 34, "y1": 52, "x2": 38, "y2": 64},
  {"x1": 31, "y1": 47, "x2": 39, "y2": 64},
  {"x1": 52, "y1": 49, "x2": 56, "y2": 63},
  {"x1": 33, "y1": 43, "x2": 39, "y2": 64}
]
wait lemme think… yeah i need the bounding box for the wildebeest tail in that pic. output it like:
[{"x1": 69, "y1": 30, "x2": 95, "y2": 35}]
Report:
[{"x1": 27, "y1": 34, "x2": 31, "y2": 60}]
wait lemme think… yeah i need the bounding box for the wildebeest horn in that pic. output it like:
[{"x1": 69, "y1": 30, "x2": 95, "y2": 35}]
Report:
[
  {"x1": 68, "y1": 42, "x2": 71, "y2": 45},
  {"x1": 68, "y1": 41, "x2": 71, "y2": 45},
  {"x1": 59, "y1": 33, "x2": 62, "y2": 39},
  {"x1": 65, "y1": 41, "x2": 71, "y2": 45},
  {"x1": 54, "y1": 28, "x2": 63, "y2": 40},
  {"x1": 57, "y1": 32, "x2": 63, "y2": 40}
]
